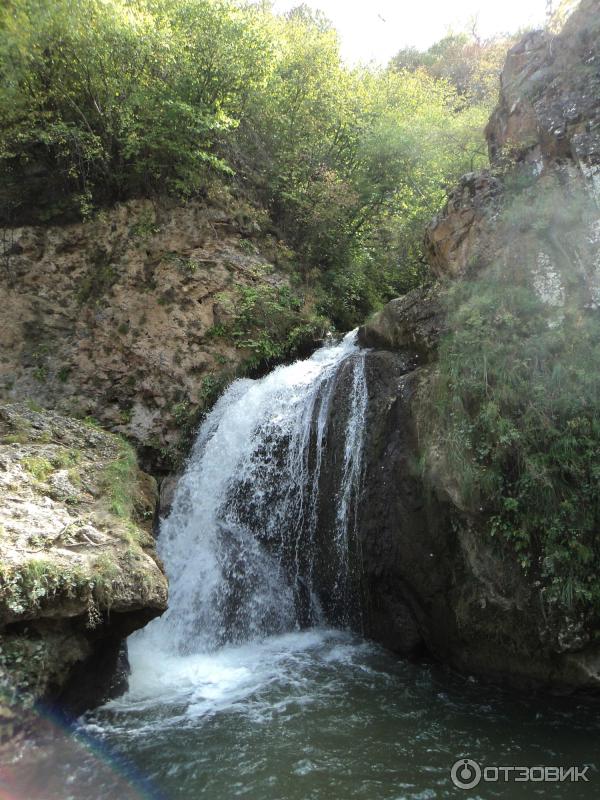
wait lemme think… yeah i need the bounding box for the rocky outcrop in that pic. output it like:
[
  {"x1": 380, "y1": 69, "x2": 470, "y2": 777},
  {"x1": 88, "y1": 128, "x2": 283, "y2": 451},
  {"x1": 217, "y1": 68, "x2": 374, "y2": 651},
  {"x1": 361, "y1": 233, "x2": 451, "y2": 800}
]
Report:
[
  {"x1": 355, "y1": 0, "x2": 600, "y2": 693},
  {"x1": 0, "y1": 197, "x2": 320, "y2": 470},
  {"x1": 424, "y1": 173, "x2": 504, "y2": 278},
  {"x1": 425, "y1": 0, "x2": 600, "y2": 282},
  {"x1": 353, "y1": 354, "x2": 600, "y2": 691},
  {"x1": 358, "y1": 283, "x2": 445, "y2": 361},
  {"x1": 486, "y1": 3, "x2": 600, "y2": 187},
  {"x1": 0, "y1": 403, "x2": 167, "y2": 736}
]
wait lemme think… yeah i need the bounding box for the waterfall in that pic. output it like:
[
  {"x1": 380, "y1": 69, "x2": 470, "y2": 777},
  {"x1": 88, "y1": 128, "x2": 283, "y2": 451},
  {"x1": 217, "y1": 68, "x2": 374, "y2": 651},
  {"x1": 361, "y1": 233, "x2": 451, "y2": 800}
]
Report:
[{"x1": 141, "y1": 331, "x2": 368, "y2": 656}]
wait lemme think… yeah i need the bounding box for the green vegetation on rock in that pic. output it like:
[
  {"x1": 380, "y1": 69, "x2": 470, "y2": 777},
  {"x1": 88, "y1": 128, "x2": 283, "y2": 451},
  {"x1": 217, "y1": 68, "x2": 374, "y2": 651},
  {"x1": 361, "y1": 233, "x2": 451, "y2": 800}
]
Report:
[
  {"x1": 0, "y1": 558, "x2": 89, "y2": 617},
  {"x1": 0, "y1": 0, "x2": 491, "y2": 327},
  {"x1": 220, "y1": 283, "x2": 328, "y2": 371},
  {"x1": 421, "y1": 183, "x2": 600, "y2": 620},
  {"x1": 21, "y1": 455, "x2": 53, "y2": 482},
  {"x1": 101, "y1": 439, "x2": 139, "y2": 519}
]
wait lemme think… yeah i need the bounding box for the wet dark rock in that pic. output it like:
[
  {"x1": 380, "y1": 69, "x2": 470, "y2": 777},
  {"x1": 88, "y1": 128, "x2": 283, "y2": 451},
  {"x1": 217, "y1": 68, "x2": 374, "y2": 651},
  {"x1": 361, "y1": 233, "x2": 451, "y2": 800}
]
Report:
[
  {"x1": 56, "y1": 634, "x2": 131, "y2": 717},
  {"x1": 353, "y1": 356, "x2": 449, "y2": 658},
  {"x1": 158, "y1": 473, "x2": 181, "y2": 521}
]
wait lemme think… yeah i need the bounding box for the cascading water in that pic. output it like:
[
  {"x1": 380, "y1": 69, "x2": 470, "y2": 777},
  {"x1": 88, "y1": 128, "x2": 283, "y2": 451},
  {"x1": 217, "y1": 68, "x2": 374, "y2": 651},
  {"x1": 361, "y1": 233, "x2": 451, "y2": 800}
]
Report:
[
  {"x1": 141, "y1": 331, "x2": 368, "y2": 657},
  {"x1": 29, "y1": 331, "x2": 596, "y2": 800}
]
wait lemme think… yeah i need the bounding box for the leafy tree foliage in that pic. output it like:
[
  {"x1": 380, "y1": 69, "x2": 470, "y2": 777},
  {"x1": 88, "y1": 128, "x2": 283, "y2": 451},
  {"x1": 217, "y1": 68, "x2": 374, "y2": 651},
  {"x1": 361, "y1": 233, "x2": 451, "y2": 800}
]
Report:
[
  {"x1": 0, "y1": 0, "x2": 489, "y2": 324},
  {"x1": 547, "y1": 0, "x2": 580, "y2": 31},
  {"x1": 0, "y1": 0, "x2": 269, "y2": 217},
  {"x1": 390, "y1": 28, "x2": 520, "y2": 108}
]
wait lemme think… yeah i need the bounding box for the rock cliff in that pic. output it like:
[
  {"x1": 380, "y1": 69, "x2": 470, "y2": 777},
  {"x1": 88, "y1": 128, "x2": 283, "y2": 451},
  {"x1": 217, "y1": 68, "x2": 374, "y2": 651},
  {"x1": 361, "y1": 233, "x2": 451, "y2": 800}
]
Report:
[
  {"x1": 0, "y1": 403, "x2": 167, "y2": 740},
  {"x1": 358, "y1": 0, "x2": 600, "y2": 692},
  {"x1": 0, "y1": 196, "x2": 322, "y2": 471},
  {"x1": 426, "y1": 0, "x2": 600, "y2": 283}
]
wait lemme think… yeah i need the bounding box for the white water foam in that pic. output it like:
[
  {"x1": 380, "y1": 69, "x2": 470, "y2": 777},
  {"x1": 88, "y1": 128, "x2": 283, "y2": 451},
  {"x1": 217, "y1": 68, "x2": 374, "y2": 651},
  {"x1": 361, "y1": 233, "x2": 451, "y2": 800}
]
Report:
[
  {"x1": 119, "y1": 629, "x2": 348, "y2": 720},
  {"x1": 126, "y1": 330, "x2": 369, "y2": 708}
]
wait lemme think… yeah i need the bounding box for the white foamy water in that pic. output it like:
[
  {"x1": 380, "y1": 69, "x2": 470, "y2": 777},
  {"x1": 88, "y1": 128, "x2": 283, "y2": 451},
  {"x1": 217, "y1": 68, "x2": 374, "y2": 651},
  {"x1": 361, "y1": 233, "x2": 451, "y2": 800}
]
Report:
[
  {"x1": 109, "y1": 628, "x2": 358, "y2": 726},
  {"x1": 129, "y1": 330, "x2": 367, "y2": 672}
]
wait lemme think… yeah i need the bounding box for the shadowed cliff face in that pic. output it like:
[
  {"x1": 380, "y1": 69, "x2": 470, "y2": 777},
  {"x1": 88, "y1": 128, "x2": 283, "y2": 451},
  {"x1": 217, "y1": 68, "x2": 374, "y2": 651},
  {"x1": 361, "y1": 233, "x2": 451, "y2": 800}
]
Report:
[
  {"x1": 355, "y1": 0, "x2": 600, "y2": 693},
  {"x1": 320, "y1": 352, "x2": 444, "y2": 659},
  {"x1": 331, "y1": 349, "x2": 600, "y2": 691}
]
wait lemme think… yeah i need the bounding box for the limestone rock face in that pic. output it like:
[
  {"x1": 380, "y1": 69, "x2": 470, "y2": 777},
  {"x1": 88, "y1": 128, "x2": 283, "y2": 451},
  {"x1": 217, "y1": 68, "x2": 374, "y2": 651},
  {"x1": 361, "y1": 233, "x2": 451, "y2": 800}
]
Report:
[
  {"x1": 485, "y1": 30, "x2": 554, "y2": 164},
  {"x1": 425, "y1": 173, "x2": 503, "y2": 278},
  {"x1": 0, "y1": 403, "x2": 167, "y2": 729},
  {"x1": 355, "y1": 0, "x2": 600, "y2": 693},
  {"x1": 486, "y1": 2, "x2": 600, "y2": 188},
  {"x1": 425, "y1": 0, "x2": 600, "y2": 282},
  {"x1": 0, "y1": 198, "x2": 311, "y2": 469}
]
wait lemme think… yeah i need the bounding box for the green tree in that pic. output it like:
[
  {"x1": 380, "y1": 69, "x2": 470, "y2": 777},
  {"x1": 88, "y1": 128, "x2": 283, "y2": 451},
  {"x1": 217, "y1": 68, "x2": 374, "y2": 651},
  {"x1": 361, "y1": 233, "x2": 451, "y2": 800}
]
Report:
[
  {"x1": 391, "y1": 29, "x2": 520, "y2": 108},
  {"x1": 1, "y1": 0, "x2": 491, "y2": 325}
]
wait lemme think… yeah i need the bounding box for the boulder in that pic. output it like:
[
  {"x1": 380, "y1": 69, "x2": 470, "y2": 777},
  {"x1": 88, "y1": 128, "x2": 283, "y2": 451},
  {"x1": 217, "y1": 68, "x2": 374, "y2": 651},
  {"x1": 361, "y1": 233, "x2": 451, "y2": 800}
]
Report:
[
  {"x1": 358, "y1": 283, "x2": 446, "y2": 360},
  {"x1": 0, "y1": 403, "x2": 168, "y2": 732}
]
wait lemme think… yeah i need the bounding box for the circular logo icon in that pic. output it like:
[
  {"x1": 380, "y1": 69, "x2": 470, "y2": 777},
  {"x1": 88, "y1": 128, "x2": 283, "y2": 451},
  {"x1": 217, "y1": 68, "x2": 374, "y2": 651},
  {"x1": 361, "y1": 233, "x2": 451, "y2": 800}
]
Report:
[{"x1": 451, "y1": 759, "x2": 482, "y2": 790}]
